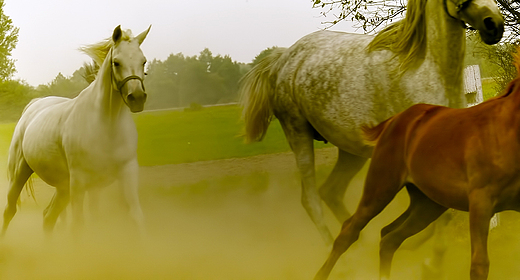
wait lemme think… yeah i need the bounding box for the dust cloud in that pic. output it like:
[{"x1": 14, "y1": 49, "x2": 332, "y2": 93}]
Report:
[{"x1": 0, "y1": 148, "x2": 520, "y2": 279}]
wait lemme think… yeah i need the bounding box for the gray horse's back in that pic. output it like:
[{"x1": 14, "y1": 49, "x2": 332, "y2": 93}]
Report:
[{"x1": 272, "y1": 30, "x2": 393, "y2": 156}]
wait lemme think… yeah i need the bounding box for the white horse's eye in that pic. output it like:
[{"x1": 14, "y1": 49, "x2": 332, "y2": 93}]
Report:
[{"x1": 113, "y1": 61, "x2": 120, "y2": 67}]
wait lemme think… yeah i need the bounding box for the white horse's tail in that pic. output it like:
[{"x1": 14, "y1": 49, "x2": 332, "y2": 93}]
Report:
[
  {"x1": 22, "y1": 178, "x2": 36, "y2": 205},
  {"x1": 6, "y1": 161, "x2": 37, "y2": 206},
  {"x1": 240, "y1": 48, "x2": 286, "y2": 143}
]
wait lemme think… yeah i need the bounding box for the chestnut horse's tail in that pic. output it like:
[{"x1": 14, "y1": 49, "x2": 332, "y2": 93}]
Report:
[
  {"x1": 362, "y1": 117, "x2": 395, "y2": 146},
  {"x1": 240, "y1": 48, "x2": 286, "y2": 143}
]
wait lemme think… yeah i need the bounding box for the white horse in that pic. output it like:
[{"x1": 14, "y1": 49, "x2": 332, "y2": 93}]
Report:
[
  {"x1": 1, "y1": 25, "x2": 150, "y2": 235},
  {"x1": 240, "y1": 0, "x2": 503, "y2": 244}
]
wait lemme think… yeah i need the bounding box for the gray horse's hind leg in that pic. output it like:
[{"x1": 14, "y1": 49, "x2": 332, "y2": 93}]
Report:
[
  {"x1": 420, "y1": 212, "x2": 451, "y2": 280},
  {"x1": 279, "y1": 118, "x2": 333, "y2": 244},
  {"x1": 319, "y1": 149, "x2": 367, "y2": 223},
  {"x1": 2, "y1": 158, "x2": 34, "y2": 236}
]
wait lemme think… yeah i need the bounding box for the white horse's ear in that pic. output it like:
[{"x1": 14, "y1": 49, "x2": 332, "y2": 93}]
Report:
[
  {"x1": 135, "y1": 25, "x2": 151, "y2": 45},
  {"x1": 112, "y1": 25, "x2": 122, "y2": 43}
]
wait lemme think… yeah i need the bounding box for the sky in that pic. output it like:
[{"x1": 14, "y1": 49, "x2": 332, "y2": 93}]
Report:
[{"x1": 4, "y1": 0, "x2": 356, "y2": 86}]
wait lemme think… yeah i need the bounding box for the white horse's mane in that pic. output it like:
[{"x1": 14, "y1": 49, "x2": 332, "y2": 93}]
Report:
[{"x1": 78, "y1": 29, "x2": 134, "y2": 67}]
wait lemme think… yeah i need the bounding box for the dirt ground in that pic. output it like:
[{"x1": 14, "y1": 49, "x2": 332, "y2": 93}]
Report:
[{"x1": 0, "y1": 147, "x2": 520, "y2": 279}]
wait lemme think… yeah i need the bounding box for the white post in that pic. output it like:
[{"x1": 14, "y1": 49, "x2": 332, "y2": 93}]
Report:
[{"x1": 463, "y1": 65, "x2": 483, "y2": 107}]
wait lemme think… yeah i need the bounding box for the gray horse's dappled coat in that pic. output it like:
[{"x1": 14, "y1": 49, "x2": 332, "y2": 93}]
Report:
[{"x1": 241, "y1": 0, "x2": 503, "y2": 245}]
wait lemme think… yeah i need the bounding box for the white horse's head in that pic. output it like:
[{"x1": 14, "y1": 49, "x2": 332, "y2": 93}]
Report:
[
  {"x1": 445, "y1": 0, "x2": 504, "y2": 44},
  {"x1": 111, "y1": 25, "x2": 150, "y2": 113}
]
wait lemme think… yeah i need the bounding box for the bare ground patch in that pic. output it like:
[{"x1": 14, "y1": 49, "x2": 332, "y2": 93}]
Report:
[{"x1": 0, "y1": 148, "x2": 520, "y2": 279}]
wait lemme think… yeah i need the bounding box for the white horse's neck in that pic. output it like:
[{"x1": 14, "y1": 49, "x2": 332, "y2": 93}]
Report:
[
  {"x1": 89, "y1": 50, "x2": 129, "y2": 121},
  {"x1": 424, "y1": 0, "x2": 466, "y2": 108}
]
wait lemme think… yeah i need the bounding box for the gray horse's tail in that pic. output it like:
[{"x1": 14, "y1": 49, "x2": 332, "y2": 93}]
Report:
[{"x1": 240, "y1": 48, "x2": 286, "y2": 143}]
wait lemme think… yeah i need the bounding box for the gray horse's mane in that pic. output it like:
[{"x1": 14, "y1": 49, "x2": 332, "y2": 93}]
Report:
[{"x1": 367, "y1": 0, "x2": 428, "y2": 72}]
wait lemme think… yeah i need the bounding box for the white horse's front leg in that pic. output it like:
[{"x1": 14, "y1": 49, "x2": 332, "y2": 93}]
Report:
[
  {"x1": 69, "y1": 178, "x2": 87, "y2": 235},
  {"x1": 119, "y1": 159, "x2": 145, "y2": 235}
]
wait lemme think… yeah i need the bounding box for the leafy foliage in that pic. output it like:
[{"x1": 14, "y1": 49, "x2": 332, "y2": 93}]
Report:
[
  {"x1": 480, "y1": 43, "x2": 517, "y2": 93},
  {"x1": 313, "y1": 0, "x2": 520, "y2": 41},
  {"x1": 0, "y1": 79, "x2": 33, "y2": 121},
  {"x1": 312, "y1": 0, "x2": 407, "y2": 32},
  {"x1": 0, "y1": 0, "x2": 19, "y2": 81},
  {"x1": 34, "y1": 70, "x2": 89, "y2": 99},
  {"x1": 250, "y1": 47, "x2": 278, "y2": 68},
  {"x1": 495, "y1": 0, "x2": 520, "y2": 43}
]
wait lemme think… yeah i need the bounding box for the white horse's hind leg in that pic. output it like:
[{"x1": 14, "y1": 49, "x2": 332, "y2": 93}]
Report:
[
  {"x1": 319, "y1": 149, "x2": 367, "y2": 223},
  {"x1": 69, "y1": 186, "x2": 86, "y2": 234},
  {"x1": 119, "y1": 159, "x2": 145, "y2": 235},
  {"x1": 44, "y1": 191, "x2": 69, "y2": 229},
  {"x1": 42, "y1": 187, "x2": 70, "y2": 233},
  {"x1": 2, "y1": 159, "x2": 33, "y2": 236},
  {"x1": 279, "y1": 118, "x2": 333, "y2": 244},
  {"x1": 87, "y1": 188, "x2": 102, "y2": 220}
]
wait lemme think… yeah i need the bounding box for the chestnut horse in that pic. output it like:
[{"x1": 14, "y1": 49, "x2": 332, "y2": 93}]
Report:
[{"x1": 315, "y1": 51, "x2": 520, "y2": 280}]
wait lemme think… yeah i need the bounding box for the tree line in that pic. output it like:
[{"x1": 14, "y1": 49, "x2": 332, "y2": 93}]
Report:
[
  {"x1": 145, "y1": 48, "x2": 250, "y2": 110},
  {"x1": 0, "y1": 48, "x2": 258, "y2": 122}
]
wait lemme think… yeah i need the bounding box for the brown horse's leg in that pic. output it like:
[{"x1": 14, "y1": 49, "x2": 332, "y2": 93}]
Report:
[
  {"x1": 380, "y1": 203, "x2": 412, "y2": 239},
  {"x1": 315, "y1": 159, "x2": 405, "y2": 279},
  {"x1": 314, "y1": 216, "x2": 363, "y2": 280},
  {"x1": 379, "y1": 185, "x2": 447, "y2": 279},
  {"x1": 278, "y1": 117, "x2": 333, "y2": 244},
  {"x1": 319, "y1": 149, "x2": 368, "y2": 223},
  {"x1": 468, "y1": 191, "x2": 494, "y2": 280}
]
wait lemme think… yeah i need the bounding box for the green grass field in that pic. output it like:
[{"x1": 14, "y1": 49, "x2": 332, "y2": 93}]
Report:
[
  {"x1": 134, "y1": 105, "x2": 331, "y2": 166},
  {"x1": 0, "y1": 105, "x2": 331, "y2": 167}
]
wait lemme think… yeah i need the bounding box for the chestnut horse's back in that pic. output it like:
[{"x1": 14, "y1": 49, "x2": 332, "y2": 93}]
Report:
[{"x1": 362, "y1": 103, "x2": 442, "y2": 147}]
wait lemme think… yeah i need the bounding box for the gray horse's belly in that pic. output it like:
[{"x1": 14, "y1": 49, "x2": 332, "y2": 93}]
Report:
[{"x1": 308, "y1": 112, "x2": 374, "y2": 158}]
